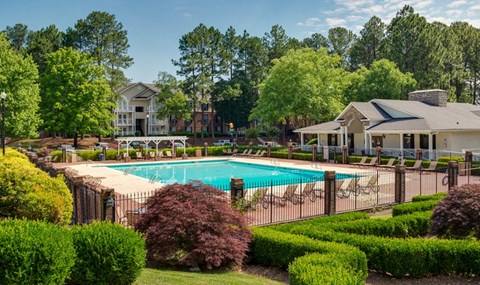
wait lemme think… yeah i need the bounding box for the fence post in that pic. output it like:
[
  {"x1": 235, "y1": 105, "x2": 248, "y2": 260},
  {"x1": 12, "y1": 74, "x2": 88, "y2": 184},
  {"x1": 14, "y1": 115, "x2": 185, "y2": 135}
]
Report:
[
  {"x1": 204, "y1": 143, "x2": 208, "y2": 157},
  {"x1": 267, "y1": 143, "x2": 271, "y2": 157},
  {"x1": 312, "y1": 144, "x2": 317, "y2": 161},
  {"x1": 465, "y1": 151, "x2": 472, "y2": 177},
  {"x1": 342, "y1": 146, "x2": 348, "y2": 164},
  {"x1": 448, "y1": 161, "x2": 458, "y2": 191},
  {"x1": 324, "y1": 171, "x2": 336, "y2": 215},
  {"x1": 102, "y1": 146, "x2": 107, "y2": 161},
  {"x1": 230, "y1": 178, "x2": 244, "y2": 202},
  {"x1": 288, "y1": 144, "x2": 293, "y2": 159},
  {"x1": 395, "y1": 165, "x2": 406, "y2": 204},
  {"x1": 416, "y1": 148, "x2": 422, "y2": 160},
  {"x1": 376, "y1": 146, "x2": 382, "y2": 165},
  {"x1": 62, "y1": 147, "x2": 67, "y2": 163}
]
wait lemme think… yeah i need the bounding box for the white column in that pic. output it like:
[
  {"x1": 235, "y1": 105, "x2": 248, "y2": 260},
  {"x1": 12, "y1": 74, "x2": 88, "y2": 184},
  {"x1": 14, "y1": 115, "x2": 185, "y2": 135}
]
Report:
[
  {"x1": 340, "y1": 126, "x2": 344, "y2": 146},
  {"x1": 368, "y1": 133, "x2": 372, "y2": 155},
  {"x1": 428, "y1": 132, "x2": 433, "y2": 161},
  {"x1": 317, "y1": 133, "x2": 320, "y2": 145},
  {"x1": 363, "y1": 127, "x2": 368, "y2": 154},
  {"x1": 399, "y1": 133, "x2": 404, "y2": 158},
  {"x1": 344, "y1": 126, "x2": 348, "y2": 148}
]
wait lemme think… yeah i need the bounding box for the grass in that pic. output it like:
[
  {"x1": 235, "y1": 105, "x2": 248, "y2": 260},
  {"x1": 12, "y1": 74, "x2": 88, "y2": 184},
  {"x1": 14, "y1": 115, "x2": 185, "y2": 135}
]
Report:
[{"x1": 134, "y1": 268, "x2": 285, "y2": 285}]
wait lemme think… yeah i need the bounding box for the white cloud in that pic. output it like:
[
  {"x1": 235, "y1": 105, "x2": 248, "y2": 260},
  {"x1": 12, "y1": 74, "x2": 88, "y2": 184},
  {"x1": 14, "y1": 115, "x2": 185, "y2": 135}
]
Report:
[
  {"x1": 447, "y1": 0, "x2": 467, "y2": 8},
  {"x1": 446, "y1": 9, "x2": 463, "y2": 16},
  {"x1": 346, "y1": 15, "x2": 363, "y2": 21},
  {"x1": 297, "y1": 17, "x2": 322, "y2": 27},
  {"x1": 183, "y1": 12, "x2": 192, "y2": 17},
  {"x1": 414, "y1": 0, "x2": 434, "y2": 9},
  {"x1": 326, "y1": 18, "x2": 347, "y2": 26}
]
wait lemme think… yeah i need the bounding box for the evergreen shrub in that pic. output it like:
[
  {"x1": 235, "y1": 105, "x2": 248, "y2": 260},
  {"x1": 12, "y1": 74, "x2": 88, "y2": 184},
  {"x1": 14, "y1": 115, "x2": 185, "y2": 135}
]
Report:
[
  {"x1": 68, "y1": 222, "x2": 145, "y2": 285},
  {"x1": 0, "y1": 219, "x2": 75, "y2": 285}
]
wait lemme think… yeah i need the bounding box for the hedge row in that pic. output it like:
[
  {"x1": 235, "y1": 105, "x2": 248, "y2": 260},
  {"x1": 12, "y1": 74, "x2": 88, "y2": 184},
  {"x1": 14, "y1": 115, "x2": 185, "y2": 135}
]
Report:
[
  {"x1": 0, "y1": 220, "x2": 145, "y2": 285},
  {"x1": 269, "y1": 212, "x2": 370, "y2": 233},
  {"x1": 0, "y1": 149, "x2": 72, "y2": 224},
  {"x1": 288, "y1": 224, "x2": 480, "y2": 277},
  {"x1": 392, "y1": 192, "x2": 447, "y2": 217},
  {"x1": 251, "y1": 227, "x2": 367, "y2": 285}
]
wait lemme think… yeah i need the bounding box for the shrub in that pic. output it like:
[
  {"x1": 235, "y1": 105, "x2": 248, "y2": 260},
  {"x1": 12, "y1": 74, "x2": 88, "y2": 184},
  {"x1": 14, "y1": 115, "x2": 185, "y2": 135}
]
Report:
[
  {"x1": 0, "y1": 219, "x2": 75, "y2": 285},
  {"x1": 288, "y1": 223, "x2": 480, "y2": 277},
  {"x1": 251, "y1": 227, "x2": 367, "y2": 284},
  {"x1": 269, "y1": 212, "x2": 369, "y2": 233},
  {"x1": 68, "y1": 222, "x2": 145, "y2": 285},
  {"x1": 135, "y1": 182, "x2": 252, "y2": 270},
  {"x1": 392, "y1": 200, "x2": 439, "y2": 217},
  {"x1": 411, "y1": 192, "x2": 447, "y2": 202},
  {"x1": 430, "y1": 184, "x2": 480, "y2": 239},
  {"x1": 0, "y1": 152, "x2": 73, "y2": 224}
]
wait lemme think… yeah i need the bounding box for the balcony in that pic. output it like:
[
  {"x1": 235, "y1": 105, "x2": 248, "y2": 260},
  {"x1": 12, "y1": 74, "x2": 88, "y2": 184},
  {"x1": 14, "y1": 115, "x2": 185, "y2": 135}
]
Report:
[
  {"x1": 115, "y1": 119, "x2": 134, "y2": 126},
  {"x1": 114, "y1": 106, "x2": 135, "y2": 113}
]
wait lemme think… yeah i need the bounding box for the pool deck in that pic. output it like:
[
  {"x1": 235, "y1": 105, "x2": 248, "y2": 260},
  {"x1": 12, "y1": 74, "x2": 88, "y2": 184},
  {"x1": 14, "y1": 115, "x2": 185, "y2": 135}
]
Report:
[{"x1": 64, "y1": 156, "x2": 377, "y2": 195}]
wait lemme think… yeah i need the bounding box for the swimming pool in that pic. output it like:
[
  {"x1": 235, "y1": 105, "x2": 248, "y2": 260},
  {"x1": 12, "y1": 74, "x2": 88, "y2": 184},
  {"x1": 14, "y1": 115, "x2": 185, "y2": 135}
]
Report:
[{"x1": 107, "y1": 159, "x2": 352, "y2": 188}]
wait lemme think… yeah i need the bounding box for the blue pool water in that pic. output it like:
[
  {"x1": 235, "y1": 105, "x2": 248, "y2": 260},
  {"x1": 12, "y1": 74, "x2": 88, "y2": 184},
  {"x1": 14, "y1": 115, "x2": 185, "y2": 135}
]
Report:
[{"x1": 107, "y1": 160, "x2": 345, "y2": 188}]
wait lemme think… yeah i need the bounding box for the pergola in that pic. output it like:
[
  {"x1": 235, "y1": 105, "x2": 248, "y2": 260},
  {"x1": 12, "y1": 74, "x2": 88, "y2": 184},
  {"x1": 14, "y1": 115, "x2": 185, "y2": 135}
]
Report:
[{"x1": 115, "y1": 136, "x2": 189, "y2": 156}]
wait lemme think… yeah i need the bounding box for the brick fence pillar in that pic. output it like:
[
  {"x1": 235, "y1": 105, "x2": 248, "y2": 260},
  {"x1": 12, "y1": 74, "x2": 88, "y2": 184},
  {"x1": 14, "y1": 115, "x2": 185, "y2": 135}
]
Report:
[
  {"x1": 312, "y1": 144, "x2": 317, "y2": 161},
  {"x1": 324, "y1": 171, "x2": 336, "y2": 215},
  {"x1": 395, "y1": 165, "x2": 406, "y2": 204},
  {"x1": 342, "y1": 146, "x2": 348, "y2": 164},
  {"x1": 448, "y1": 161, "x2": 458, "y2": 191},
  {"x1": 465, "y1": 151, "x2": 472, "y2": 176}
]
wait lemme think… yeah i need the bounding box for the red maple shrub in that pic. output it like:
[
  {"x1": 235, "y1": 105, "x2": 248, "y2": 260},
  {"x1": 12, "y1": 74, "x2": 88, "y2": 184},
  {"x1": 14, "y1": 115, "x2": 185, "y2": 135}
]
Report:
[
  {"x1": 135, "y1": 182, "x2": 252, "y2": 270},
  {"x1": 430, "y1": 184, "x2": 480, "y2": 239}
]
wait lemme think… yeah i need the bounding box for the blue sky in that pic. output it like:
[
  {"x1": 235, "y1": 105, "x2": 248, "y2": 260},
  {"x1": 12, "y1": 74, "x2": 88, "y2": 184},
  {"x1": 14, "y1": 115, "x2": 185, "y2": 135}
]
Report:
[{"x1": 1, "y1": 0, "x2": 479, "y2": 83}]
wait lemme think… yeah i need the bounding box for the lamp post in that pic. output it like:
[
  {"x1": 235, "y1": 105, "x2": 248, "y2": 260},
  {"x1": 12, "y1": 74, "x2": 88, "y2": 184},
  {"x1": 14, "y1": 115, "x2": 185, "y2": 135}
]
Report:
[
  {"x1": 145, "y1": 113, "x2": 149, "y2": 136},
  {"x1": 1, "y1": 91, "x2": 6, "y2": 156}
]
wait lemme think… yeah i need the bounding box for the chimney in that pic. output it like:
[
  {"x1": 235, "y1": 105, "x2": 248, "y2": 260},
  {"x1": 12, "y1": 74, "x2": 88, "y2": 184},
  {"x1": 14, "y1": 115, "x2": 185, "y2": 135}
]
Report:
[{"x1": 408, "y1": 89, "x2": 447, "y2": 107}]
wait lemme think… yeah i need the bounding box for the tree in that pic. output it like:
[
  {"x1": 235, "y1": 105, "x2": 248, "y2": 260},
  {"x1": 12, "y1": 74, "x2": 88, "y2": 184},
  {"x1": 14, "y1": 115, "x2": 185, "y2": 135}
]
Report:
[
  {"x1": 327, "y1": 27, "x2": 356, "y2": 67},
  {"x1": 350, "y1": 16, "x2": 385, "y2": 69},
  {"x1": 250, "y1": 48, "x2": 347, "y2": 131},
  {"x1": 154, "y1": 71, "x2": 191, "y2": 135},
  {"x1": 302, "y1": 33, "x2": 329, "y2": 51},
  {"x1": 40, "y1": 47, "x2": 115, "y2": 147},
  {"x1": 26, "y1": 25, "x2": 64, "y2": 73},
  {"x1": 450, "y1": 22, "x2": 480, "y2": 104},
  {"x1": 135, "y1": 182, "x2": 251, "y2": 269},
  {"x1": 65, "y1": 11, "x2": 133, "y2": 91},
  {"x1": 3, "y1": 23, "x2": 29, "y2": 53},
  {"x1": 263, "y1": 25, "x2": 297, "y2": 64},
  {"x1": 345, "y1": 59, "x2": 417, "y2": 102},
  {"x1": 0, "y1": 34, "x2": 42, "y2": 138}
]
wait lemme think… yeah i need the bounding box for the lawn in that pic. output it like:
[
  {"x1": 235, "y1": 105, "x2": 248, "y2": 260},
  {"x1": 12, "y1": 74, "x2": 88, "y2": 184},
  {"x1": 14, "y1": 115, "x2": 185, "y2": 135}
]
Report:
[{"x1": 134, "y1": 268, "x2": 284, "y2": 285}]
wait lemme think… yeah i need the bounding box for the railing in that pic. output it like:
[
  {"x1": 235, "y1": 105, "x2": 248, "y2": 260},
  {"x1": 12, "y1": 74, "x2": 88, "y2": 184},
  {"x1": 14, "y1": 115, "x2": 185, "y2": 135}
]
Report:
[
  {"x1": 114, "y1": 106, "x2": 135, "y2": 112},
  {"x1": 115, "y1": 119, "x2": 134, "y2": 126}
]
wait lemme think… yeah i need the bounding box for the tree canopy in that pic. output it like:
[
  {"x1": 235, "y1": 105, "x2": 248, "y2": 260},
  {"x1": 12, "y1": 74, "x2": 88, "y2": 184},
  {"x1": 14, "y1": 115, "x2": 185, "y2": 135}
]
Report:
[
  {"x1": 40, "y1": 47, "x2": 114, "y2": 146},
  {"x1": 250, "y1": 48, "x2": 347, "y2": 125},
  {"x1": 0, "y1": 34, "x2": 42, "y2": 138}
]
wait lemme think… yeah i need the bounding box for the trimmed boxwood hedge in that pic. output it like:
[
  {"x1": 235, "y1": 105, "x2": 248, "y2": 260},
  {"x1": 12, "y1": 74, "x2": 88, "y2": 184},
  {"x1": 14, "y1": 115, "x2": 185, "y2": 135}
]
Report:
[
  {"x1": 287, "y1": 224, "x2": 480, "y2": 277},
  {"x1": 251, "y1": 227, "x2": 367, "y2": 285},
  {"x1": 0, "y1": 219, "x2": 76, "y2": 285},
  {"x1": 392, "y1": 192, "x2": 447, "y2": 217}
]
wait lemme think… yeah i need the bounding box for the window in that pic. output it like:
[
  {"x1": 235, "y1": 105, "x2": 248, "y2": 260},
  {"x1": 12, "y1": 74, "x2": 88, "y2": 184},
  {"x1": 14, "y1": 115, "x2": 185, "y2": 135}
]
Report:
[
  {"x1": 135, "y1": 106, "x2": 144, "y2": 112},
  {"x1": 372, "y1": 136, "x2": 383, "y2": 147},
  {"x1": 403, "y1": 134, "x2": 415, "y2": 149},
  {"x1": 327, "y1": 134, "x2": 338, "y2": 146},
  {"x1": 420, "y1": 134, "x2": 436, "y2": 149},
  {"x1": 202, "y1": 114, "x2": 209, "y2": 123},
  {"x1": 348, "y1": 133, "x2": 354, "y2": 149},
  {"x1": 201, "y1": 104, "x2": 209, "y2": 111}
]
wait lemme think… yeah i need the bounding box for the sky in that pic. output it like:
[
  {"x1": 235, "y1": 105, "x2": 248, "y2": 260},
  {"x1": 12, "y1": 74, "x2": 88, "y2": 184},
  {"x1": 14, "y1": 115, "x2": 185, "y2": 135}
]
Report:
[{"x1": 1, "y1": 0, "x2": 479, "y2": 83}]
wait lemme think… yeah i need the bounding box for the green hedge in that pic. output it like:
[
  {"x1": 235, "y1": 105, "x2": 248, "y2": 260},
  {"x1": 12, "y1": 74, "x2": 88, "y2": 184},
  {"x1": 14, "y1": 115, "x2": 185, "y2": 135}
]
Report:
[
  {"x1": 288, "y1": 224, "x2": 480, "y2": 277},
  {"x1": 0, "y1": 219, "x2": 76, "y2": 285},
  {"x1": 392, "y1": 192, "x2": 447, "y2": 217},
  {"x1": 269, "y1": 212, "x2": 370, "y2": 233},
  {"x1": 251, "y1": 227, "x2": 367, "y2": 284},
  {"x1": 0, "y1": 151, "x2": 73, "y2": 224},
  {"x1": 68, "y1": 222, "x2": 146, "y2": 285}
]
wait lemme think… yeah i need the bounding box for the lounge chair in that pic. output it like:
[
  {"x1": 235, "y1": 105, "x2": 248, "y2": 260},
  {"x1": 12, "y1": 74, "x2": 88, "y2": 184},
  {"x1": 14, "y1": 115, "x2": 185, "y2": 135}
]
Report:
[
  {"x1": 336, "y1": 178, "x2": 360, "y2": 198},
  {"x1": 252, "y1": 150, "x2": 266, "y2": 158},
  {"x1": 251, "y1": 187, "x2": 269, "y2": 209},
  {"x1": 148, "y1": 152, "x2": 155, "y2": 159},
  {"x1": 234, "y1": 149, "x2": 248, "y2": 157},
  {"x1": 358, "y1": 175, "x2": 379, "y2": 194},
  {"x1": 352, "y1": 156, "x2": 368, "y2": 166},
  {"x1": 379, "y1": 158, "x2": 396, "y2": 168},
  {"x1": 361, "y1": 157, "x2": 378, "y2": 167},
  {"x1": 239, "y1": 149, "x2": 253, "y2": 157},
  {"x1": 270, "y1": 185, "x2": 299, "y2": 206},
  {"x1": 230, "y1": 149, "x2": 238, "y2": 155},
  {"x1": 136, "y1": 152, "x2": 145, "y2": 160},
  {"x1": 249, "y1": 150, "x2": 261, "y2": 157},
  {"x1": 299, "y1": 182, "x2": 324, "y2": 202},
  {"x1": 407, "y1": 160, "x2": 423, "y2": 170},
  {"x1": 422, "y1": 161, "x2": 437, "y2": 173},
  {"x1": 165, "y1": 150, "x2": 175, "y2": 159}
]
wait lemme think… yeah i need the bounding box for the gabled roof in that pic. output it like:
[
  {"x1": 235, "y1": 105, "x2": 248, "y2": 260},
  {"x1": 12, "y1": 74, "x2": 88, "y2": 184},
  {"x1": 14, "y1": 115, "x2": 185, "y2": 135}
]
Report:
[
  {"x1": 118, "y1": 82, "x2": 159, "y2": 100},
  {"x1": 294, "y1": 121, "x2": 341, "y2": 133}
]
